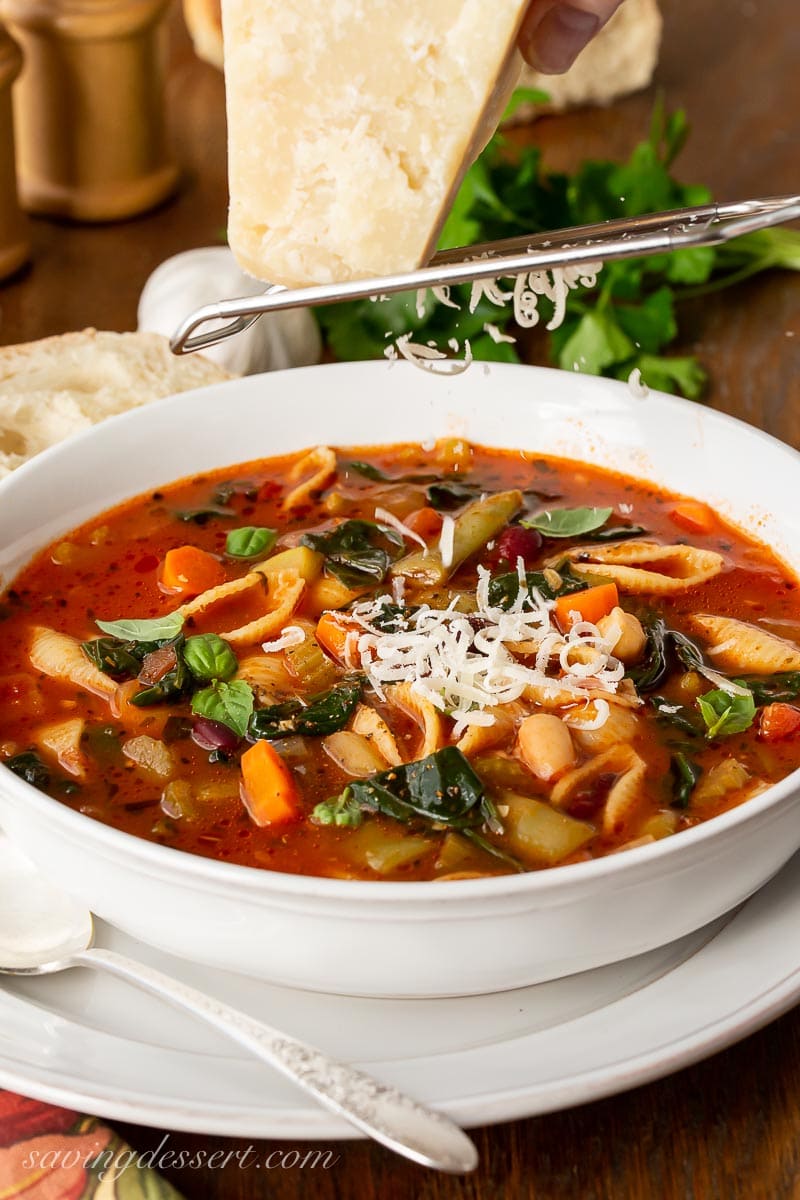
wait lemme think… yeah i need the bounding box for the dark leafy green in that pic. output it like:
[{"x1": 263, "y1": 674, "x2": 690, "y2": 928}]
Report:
[
  {"x1": 191, "y1": 680, "x2": 254, "y2": 738},
  {"x1": 696, "y1": 688, "x2": 756, "y2": 739},
  {"x1": 628, "y1": 620, "x2": 708, "y2": 693},
  {"x1": 312, "y1": 791, "x2": 364, "y2": 828},
  {"x1": 426, "y1": 482, "x2": 481, "y2": 511},
  {"x1": 581, "y1": 524, "x2": 648, "y2": 543},
  {"x1": 522, "y1": 506, "x2": 612, "y2": 539},
  {"x1": 300, "y1": 520, "x2": 404, "y2": 588},
  {"x1": 488, "y1": 564, "x2": 588, "y2": 610},
  {"x1": 4, "y1": 751, "x2": 50, "y2": 790},
  {"x1": 175, "y1": 505, "x2": 236, "y2": 525},
  {"x1": 130, "y1": 637, "x2": 189, "y2": 707},
  {"x1": 249, "y1": 677, "x2": 363, "y2": 740},
  {"x1": 368, "y1": 602, "x2": 419, "y2": 632},
  {"x1": 346, "y1": 461, "x2": 437, "y2": 484},
  {"x1": 734, "y1": 673, "x2": 800, "y2": 706},
  {"x1": 650, "y1": 695, "x2": 703, "y2": 737},
  {"x1": 670, "y1": 752, "x2": 702, "y2": 809},
  {"x1": 225, "y1": 527, "x2": 277, "y2": 559},
  {"x1": 461, "y1": 828, "x2": 526, "y2": 872},
  {"x1": 81, "y1": 636, "x2": 148, "y2": 680}
]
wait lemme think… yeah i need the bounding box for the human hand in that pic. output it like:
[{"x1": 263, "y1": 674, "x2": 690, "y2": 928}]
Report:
[{"x1": 519, "y1": 0, "x2": 626, "y2": 73}]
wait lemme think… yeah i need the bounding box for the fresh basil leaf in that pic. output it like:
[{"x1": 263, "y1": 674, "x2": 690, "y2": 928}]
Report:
[
  {"x1": 191, "y1": 680, "x2": 254, "y2": 739},
  {"x1": 96, "y1": 613, "x2": 184, "y2": 643},
  {"x1": 184, "y1": 634, "x2": 238, "y2": 682},
  {"x1": 249, "y1": 677, "x2": 363, "y2": 740},
  {"x1": 225, "y1": 526, "x2": 277, "y2": 559},
  {"x1": 488, "y1": 564, "x2": 587, "y2": 610},
  {"x1": 670, "y1": 752, "x2": 702, "y2": 808},
  {"x1": 522, "y1": 506, "x2": 613, "y2": 539},
  {"x1": 696, "y1": 688, "x2": 756, "y2": 739},
  {"x1": 300, "y1": 520, "x2": 404, "y2": 588},
  {"x1": 426, "y1": 482, "x2": 480, "y2": 511},
  {"x1": 5, "y1": 751, "x2": 50, "y2": 790},
  {"x1": 346, "y1": 461, "x2": 437, "y2": 485},
  {"x1": 345, "y1": 747, "x2": 487, "y2": 829},
  {"x1": 175, "y1": 505, "x2": 237, "y2": 525}
]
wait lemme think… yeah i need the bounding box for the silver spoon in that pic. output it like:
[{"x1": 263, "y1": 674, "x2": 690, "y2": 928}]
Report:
[{"x1": 0, "y1": 837, "x2": 477, "y2": 1173}]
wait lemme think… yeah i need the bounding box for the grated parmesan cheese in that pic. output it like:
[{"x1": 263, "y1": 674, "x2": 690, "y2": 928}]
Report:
[
  {"x1": 439, "y1": 515, "x2": 456, "y2": 569},
  {"x1": 261, "y1": 625, "x2": 306, "y2": 653},
  {"x1": 374, "y1": 506, "x2": 427, "y2": 550}
]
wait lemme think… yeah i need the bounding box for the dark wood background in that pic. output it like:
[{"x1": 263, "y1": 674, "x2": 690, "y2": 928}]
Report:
[{"x1": 3, "y1": 0, "x2": 799, "y2": 1195}]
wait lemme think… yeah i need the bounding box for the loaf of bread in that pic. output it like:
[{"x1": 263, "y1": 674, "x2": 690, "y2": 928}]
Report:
[
  {"x1": 0, "y1": 329, "x2": 231, "y2": 478},
  {"x1": 509, "y1": 0, "x2": 662, "y2": 121},
  {"x1": 222, "y1": 0, "x2": 529, "y2": 288}
]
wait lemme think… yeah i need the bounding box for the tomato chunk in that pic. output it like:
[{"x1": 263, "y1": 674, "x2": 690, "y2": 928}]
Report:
[{"x1": 758, "y1": 703, "x2": 800, "y2": 742}]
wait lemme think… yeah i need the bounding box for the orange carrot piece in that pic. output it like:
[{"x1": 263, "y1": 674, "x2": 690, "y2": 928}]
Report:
[
  {"x1": 668, "y1": 500, "x2": 716, "y2": 535},
  {"x1": 159, "y1": 546, "x2": 226, "y2": 598},
  {"x1": 315, "y1": 611, "x2": 360, "y2": 664},
  {"x1": 404, "y1": 506, "x2": 444, "y2": 540},
  {"x1": 240, "y1": 741, "x2": 300, "y2": 826},
  {"x1": 554, "y1": 583, "x2": 619, "y2": 631}
]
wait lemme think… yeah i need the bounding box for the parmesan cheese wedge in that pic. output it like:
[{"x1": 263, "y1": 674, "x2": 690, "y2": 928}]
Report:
[{"x1": 222, "y1": 0, "x2": 528, "y2": 287}]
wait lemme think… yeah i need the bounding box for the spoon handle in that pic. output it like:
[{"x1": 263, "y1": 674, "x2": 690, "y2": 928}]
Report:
[{"x1": 74, "y1": 946, "x2": 477, "y2": 1173}]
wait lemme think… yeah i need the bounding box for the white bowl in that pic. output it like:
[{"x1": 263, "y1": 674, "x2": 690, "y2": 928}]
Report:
[{"x1": 1, "y1": 361, "x2": 799, "y2": 998}]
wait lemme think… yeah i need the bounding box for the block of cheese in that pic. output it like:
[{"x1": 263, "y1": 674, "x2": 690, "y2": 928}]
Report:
[{"x1": 222, "y1": 1, "x2": 528, "y2": 288}]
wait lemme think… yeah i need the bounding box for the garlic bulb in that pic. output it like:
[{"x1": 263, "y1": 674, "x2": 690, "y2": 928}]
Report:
[{"x1": 137, "y1": 246, "x2": 322, "y2": 375}]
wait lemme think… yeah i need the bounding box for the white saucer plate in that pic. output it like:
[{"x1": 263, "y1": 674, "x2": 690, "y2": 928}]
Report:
[{"x1": 0, "y1": 849, "x2": 798, "y2": 1138}]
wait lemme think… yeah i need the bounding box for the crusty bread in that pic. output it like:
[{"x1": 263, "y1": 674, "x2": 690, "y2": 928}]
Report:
[
  {"x1": 0, "y1": 329, "x2": 231, "y2": 479},
  {"x1": 509, "y1": 0, "x2": 662, "y2": 121},
  {"x1": 223, "y1": 0, "x2": 528, "y2": 288},
  {"x1": 183, "y1": 0, "x2": 224, "y2": 69}
]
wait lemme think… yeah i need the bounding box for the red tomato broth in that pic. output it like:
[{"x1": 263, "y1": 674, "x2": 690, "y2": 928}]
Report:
[{"x1": 1, "y1": 440, "x2": 799, "y2": 881}]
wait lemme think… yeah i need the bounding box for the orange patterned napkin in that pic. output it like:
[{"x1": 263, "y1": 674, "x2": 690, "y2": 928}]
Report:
[{"x1": 0, "y1": 1091, "x2": 183, "y2": 1198}]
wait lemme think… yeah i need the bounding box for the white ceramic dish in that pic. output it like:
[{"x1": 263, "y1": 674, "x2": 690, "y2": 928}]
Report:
[
  {"x1": 2, "y1": 843, "x2": 800, "y2": 1135},
  {"x1": 1, "y1": 360, "x2": 799, "y2": 998}
]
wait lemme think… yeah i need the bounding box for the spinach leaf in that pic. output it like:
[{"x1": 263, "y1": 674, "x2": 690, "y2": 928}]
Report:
[
  {"x1": 175, "y1": 505, "x2": 237, "y2": 525},
  {"x1": 671, "y1": 628, "x2": 707, "y2": 673},
  {"x1": 5, "y1": 751, "x2": 50, "y2": 790},
  {"x1": 130, "y1": 637, "x2": 190, "y2": 707},
  {"x1": 340, "y1": 747, "x2": 488, "y2": 829},
  {"x1": 300, "y1": 520, "x2": 404, "y2": 588},
  {"x1": 347, "y1": 461, "x2": 437, "y2": 484},
  {"x1": 521, "y1": 506, "x2": 613, "y2": 539},
  {"x1": 488, "y1": 564, "x2": 587, "y2": 610},
  {"x1": 670, "y1": 752, "x2": 702, "y2": 809},
  {"x1": 426, "y1": 481, "x2": 481, "y2": 511},
  {"x1": 734, "y1": 672, "x2": 800, "y2": 706},
  {"x1": 96, "y1": 613, "x2": 184, "y2": 643},
  {"x1": 183, "y1": 634, "x2": 238, "y2": 682},
  {"x1": 650, "y1": 695, "x2": 703, "y2": 737},
  {"x1": 582, "y1": 524, "x2": 648, "y2": 543},
  {"x1": 369, "y1": 602, "x2": 419, "y2": 632},
  {"x1": 696, "y1": 689, "x2": 756, "y2": 739},
  {"x1": 191, "y1": 680, "x2": 254, "y2": 738},
  {"x1": 629, "y1": 620, "x2": 708, "y2": 693},
  {"x1": 225, "y1": 526, "x2": 277, "y2": 559},
  {"x1": 462, "y1": 828, "x2": 526, "y2": 873},
  {"x1": 81, "y1": 636, "x2": 148, "y2": 680},
  {"x1": 249, "y1": 677, "x2": 363, "y2": 740}
]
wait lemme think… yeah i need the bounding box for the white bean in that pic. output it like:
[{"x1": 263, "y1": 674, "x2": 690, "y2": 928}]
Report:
[{"x1": 516, "y1": 714, "x2": 576, "y2": 783}]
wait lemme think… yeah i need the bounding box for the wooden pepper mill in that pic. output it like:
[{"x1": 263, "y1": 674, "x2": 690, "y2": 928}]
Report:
[
  {"x1": 1, "y1": 0, "x2": 179, "y2": 222},
  {"x1": 0, "y1": 23, "x2": 28, "y2": 279}
]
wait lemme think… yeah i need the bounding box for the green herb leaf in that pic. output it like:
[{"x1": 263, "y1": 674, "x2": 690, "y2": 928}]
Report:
[
  {"x1": 651, "y1": 695, "x2": 703, "y2": 737},
  {"x1": 670, "y1": 752, "x2": 702, "y2": 808},
  {"x1": 344, "y1": 746, "x2": 488, "y2": 829},
  {"x1": 225, "y1": 526, "x2": 277, "y2": 559},
  {"x1": 735, "y1": 672, "x2": 800, "y2": 706},
  {"x1": 426, "y1": 481, "x2": 481, "y2": 511},
  {"x1": 249, "y1": 677, "x2": 363, "y2": 740},
  {"x1": 582, "y1": 524, "x2": 648, "y2": 543},
  {"x1": 311, "y1": 789, "x2": 364, "y2": 828},
  {"x1": 346, "y1": 461, "x2": 437, "y2": 484},
  {"x1": 300, "y1": 520, "x2": 404, "y2": 588},
  {"x1": 5, "y1": 751, "x2": 50, "y2": 790},
  {"x1": 522, "y1": 506, "x2": 612, "y2": 539},
  {"x1": 488, "y1": 564, "x2": 588, "y2": 610},
  {"x1": 175, "y1": 505, "x2": 237, "y2": 525},
  {"x1": 96, "y1": 613, "x2": 184, "y2": 643},
  {"x1": 696, "y1": 688, "x2": 756, "y2": 739},
  {"x1": 183, "y1": 634, "x2": 238, "y2": 682},
  {"x1": 191, "y1": 680, "x2": 254, "y2": 738},
  {"x1": 81, "y1": 636, "x2": 148, "y2": 679}
]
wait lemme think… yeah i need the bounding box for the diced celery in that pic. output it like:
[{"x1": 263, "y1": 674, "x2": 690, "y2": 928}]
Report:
[
  {"x1": 342, "y1": 823, "x2": 433, "y2": 875},
  {"x1": 392, "y1": 490, "x2": 522, "y2": 585},
  {"x1": 284, "y1": 619, "x2": 339, "y2": 695},
  {"x1": 499, "y1": 791, "x2": 594, "y2": 867}
]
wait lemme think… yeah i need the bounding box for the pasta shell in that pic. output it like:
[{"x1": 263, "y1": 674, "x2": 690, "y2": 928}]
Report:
[
  {"x1": 36, "y1": 717, "x2": 86, "y2": 778},
  {"x1": 351, "y1": 704, "x2": 402, "y2": 767},
  {"x1": 236, "y1": 653, "x2": 295, "y2": 704},
  {"x1": 561, "y1": 540, "x2": 724, "y2": 594},
  {"x1": 457, "y1": 703, "x2": 521, "y2": 757},
  {"x1": 692, "y1": 758, "x2": 750, "y2": 809},
  {"x1": 550, "y1": 744, "x2": 648, "y2": 837},
  {"x1": 322, "y1": 730, "x2": 389, "y2": 777},
  {"x1": 29, "y1": 626, "x2": 118, "y2": 702},
  {"x1": 282, "y1": 446, "x2": 337, "y2": 510},
  {"x1": 178, "y1": 570, "x2": 305, "y2": 647},
  {"x1": 566, "y1": 702, "x2": 641, "y2": 754},
  {"x1": 686, "y1": 614, "x2": 800, "y2": 674},
  {"x1": 385, "y1": 682, "x2": 445, "y2": 760}
]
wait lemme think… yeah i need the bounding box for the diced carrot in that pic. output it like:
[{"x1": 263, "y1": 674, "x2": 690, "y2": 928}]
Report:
[
  {"x1": 404, "y1": 506, "x2": 444, "y2": 541},
  {"x1": 240, "y1": 741, "x2": 300, "y2": 825},
  {"x1": 554, "y1": 583, "x2": 619, "y2": 631},
  {"x1": 159, "y1": 546, "x2": 226, "y2": 598},
  {"x1": 759, "y1": 703, "x2": 800, "y2": 743},
  {"x1": 315, "y1": 610, "x2": 360, "y2": 665},
  {"x1": 668, "y1": 501, "x2": 716, "y2": 535}
]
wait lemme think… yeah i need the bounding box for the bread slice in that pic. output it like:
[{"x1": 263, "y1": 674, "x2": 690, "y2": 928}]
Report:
[
  {"x1": 0, "y1": 329, "x2": 231, "y2": 478},
  {"x1": 223, "y1": 0, "x2": 529, "y2": 288},
  {"x1": 509, "y1": 0, "x2": 662, "y2": 121}
]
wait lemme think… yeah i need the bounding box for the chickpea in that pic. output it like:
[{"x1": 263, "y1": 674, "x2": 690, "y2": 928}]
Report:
[
  {"x1": 597, "y1": 607, "x2": 647, "y2": 664},
  {"x1": 516, "y1": 714, "x2": 576, "y2": 783}
]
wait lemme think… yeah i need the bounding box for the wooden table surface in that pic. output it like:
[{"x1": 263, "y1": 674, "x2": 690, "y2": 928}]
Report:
[{"x1": 3, "y1": 1, "x2": 799, "y2": 1196}]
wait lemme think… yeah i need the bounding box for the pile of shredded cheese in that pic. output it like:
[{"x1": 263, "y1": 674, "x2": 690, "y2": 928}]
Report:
[{"x1": 327, "y1": 563, "x2": 627, "y2": 736}]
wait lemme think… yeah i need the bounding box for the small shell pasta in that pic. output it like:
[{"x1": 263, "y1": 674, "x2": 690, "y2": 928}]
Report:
[
  {"x1": 457, "y1": 704, "x2": 520, "y2": 758},
  {"x1": 385, "y1": 682, "x2": 445, "y2": 760},
  {"x1": 351, "y1": 704, "x2": 402, "y2": 767},
  {"x1": 236, "y1": 653, "x2": 295, "y2": 704},
  {"x1": 178, "y1": 569, "x2": 305, "y2": 646},
  {"x1": 687, "y1": 614, "x2": 800, "y2": 674},
  {"x1": 282, "y1": 446, "x2": 337, "y2": 510},
  {"x1": 561, "y1": 541, "x2": 724, "y2": 594},
  {"x1": 567, "y1": 701, "x2": 640, "y2": 754},
  {"x1": 551, "y1": 744, "x2": 648, "y2": 837},
  {"x1": 29, "y1": 626, "x2": 118, "y2": 702}
]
